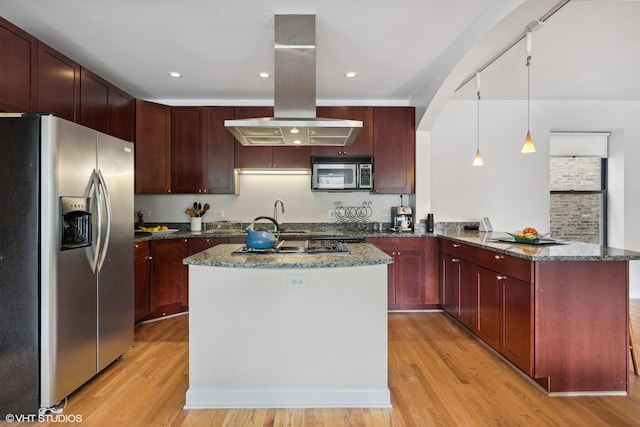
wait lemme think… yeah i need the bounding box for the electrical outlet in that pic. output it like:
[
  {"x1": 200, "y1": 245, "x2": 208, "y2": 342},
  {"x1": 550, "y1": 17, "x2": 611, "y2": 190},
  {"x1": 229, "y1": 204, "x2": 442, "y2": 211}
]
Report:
[
  {"x1": 146, "y1": 210, "x2": 151, "y2": 218},
  {"x1": 213, "y1": 210, "x2": 224, "y2": 218},
  {"x1": 287, "y1": 275, "x2": 308, "y2": 288}
]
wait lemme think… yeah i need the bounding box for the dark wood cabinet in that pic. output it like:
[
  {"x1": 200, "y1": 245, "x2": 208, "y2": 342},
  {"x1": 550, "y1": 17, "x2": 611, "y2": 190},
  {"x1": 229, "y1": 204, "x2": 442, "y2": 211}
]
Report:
[
  {"x1": 373, "y1": 106, "x2": 415, "y2": 194},
  {"x1": 475, "y1": 248, "x2": 533, "y2": 374},
  {"x1": 202, "y1": 106, "x2": 237, "y2": 194},
  {"x1": 172, "y1": 106, "x2": 238, "y2": 194},
  {"x1": 135, "y1": 100, "x2": 172, "y2": 193},
  {"x1": 475, "y1": 265, "x2": 504, "y2": 351},
  {"x1": 440, "y1": 240, "x2": 476, "y2": 330},
  {"x1": 501, "y1": 274, "x2": 533, "y2": 372},
  {"x1": 234, "y1": 106, "x2": 310, "y2": 169},
  {"x1": 134, "y1": 241, "x2": 151, "y2": 324},
  {"x1": 1, "y1": 17, "x2": 135, "y2": 140},
  {"x1": 150, "y1": 238, "x2": 189, "y2": 317},
  {"x1": 80, "y1": 67, "x2": 109, "y2": 133},
  {"x1": 172, "y1": 106, "x2": 204, "y2": 193},
  {"x1": 310, "y1": 106, "x2": 374, "y2": 156},
  {"x1": 108, "y1": 86, "x2": 135, "y2": 141},
  {"x1": 188, "y1": 237, "x2": 227, "y2": 255},
  {"x1": 367, "y1": 237, "x2": 438, "y2": 310},
  {"x1": 0, "y1": 17, "x2": 37, "y2": 112},
  {"x1": 36, "y1": 42, "x2": 80, "y2": 122}
]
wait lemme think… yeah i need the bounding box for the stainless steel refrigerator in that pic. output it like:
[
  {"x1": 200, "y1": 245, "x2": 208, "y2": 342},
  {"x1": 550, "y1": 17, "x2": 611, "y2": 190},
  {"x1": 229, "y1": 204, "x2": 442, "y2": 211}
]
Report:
[{"x1": 0, "y1": 114, "x2": 134, "y2": 416}]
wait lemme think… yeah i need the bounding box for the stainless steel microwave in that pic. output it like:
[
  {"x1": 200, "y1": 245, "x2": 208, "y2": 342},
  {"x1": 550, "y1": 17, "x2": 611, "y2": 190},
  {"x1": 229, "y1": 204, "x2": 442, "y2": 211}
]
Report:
[{"x1": 311, "y1": 156, "x2": 373, "y2": 191}]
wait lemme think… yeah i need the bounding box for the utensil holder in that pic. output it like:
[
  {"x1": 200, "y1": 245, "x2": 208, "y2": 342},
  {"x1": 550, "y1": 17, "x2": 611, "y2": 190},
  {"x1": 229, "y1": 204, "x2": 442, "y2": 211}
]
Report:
[{"x1": 190, "y1": 217, "x2": 202, "y2": 232}]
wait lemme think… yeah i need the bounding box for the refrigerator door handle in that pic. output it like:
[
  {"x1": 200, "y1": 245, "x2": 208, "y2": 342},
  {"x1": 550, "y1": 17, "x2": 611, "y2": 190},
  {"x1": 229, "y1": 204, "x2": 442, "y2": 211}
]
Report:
[
  {"x1": 89, "y1": 170, "x2": 103, "y2": 273},
  {"x1": 96, "y1": 169, "x2": 112, "y2": 272}
]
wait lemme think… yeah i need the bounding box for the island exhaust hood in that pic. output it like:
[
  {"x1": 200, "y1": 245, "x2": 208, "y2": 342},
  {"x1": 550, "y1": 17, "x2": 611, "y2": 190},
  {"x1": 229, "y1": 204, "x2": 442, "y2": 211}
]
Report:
[{"x1": 225, "y1": 14, "x2": 362, "y2": 147}]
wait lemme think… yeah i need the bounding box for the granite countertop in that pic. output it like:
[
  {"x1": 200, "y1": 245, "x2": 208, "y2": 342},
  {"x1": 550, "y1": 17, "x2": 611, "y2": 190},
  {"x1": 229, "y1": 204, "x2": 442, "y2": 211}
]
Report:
[
  {"x1": 439, "y1": 230, "x2": 640, "y2": 261},
  {"x1": 134, "y1": 224, "x2": 640, "y2": 262},
  {"x1": 183, "y1": 243, "x2": 393, "y2": 269},
  {"x1": 134, "y1": 228, "x2": 432, "y2": 242}
]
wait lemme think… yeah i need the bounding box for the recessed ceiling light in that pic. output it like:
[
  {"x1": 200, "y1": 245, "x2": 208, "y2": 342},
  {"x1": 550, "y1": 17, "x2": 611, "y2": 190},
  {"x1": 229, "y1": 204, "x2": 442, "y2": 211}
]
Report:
[
  {"x1": 259, "y1": 72, "x2": 271, "y2": 78},
  {"x1": 344, "y1": 72, "x2": 358, "y2": 78},
  {"x1": 168, "y1": 71, "x2": 182, "y2": 78}
]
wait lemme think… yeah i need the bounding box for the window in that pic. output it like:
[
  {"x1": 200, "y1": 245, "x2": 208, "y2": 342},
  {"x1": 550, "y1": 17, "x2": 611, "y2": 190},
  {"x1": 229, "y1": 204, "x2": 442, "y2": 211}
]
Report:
[{"x1": 549, "y1": 133, "x2": 608, "y2": 245}]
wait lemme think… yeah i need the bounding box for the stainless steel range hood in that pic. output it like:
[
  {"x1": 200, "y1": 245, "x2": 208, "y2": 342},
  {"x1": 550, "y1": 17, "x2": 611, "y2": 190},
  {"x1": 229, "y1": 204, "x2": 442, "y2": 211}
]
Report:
[{"x1": 225, "y1": 15, "x2": 362, "y2": 147}]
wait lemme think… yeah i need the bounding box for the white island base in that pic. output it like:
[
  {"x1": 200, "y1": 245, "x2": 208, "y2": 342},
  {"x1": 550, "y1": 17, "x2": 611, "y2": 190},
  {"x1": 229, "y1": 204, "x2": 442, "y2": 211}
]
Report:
[{"x1": 185, "y1": 263, "x2": 390, "y2": 409}]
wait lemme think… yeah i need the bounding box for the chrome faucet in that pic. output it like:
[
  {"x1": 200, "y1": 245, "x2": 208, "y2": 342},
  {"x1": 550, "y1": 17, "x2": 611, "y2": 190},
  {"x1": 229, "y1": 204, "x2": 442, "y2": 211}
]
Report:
[{"x1": 273, "y1": 199, "x2": 285, "y2": 224}]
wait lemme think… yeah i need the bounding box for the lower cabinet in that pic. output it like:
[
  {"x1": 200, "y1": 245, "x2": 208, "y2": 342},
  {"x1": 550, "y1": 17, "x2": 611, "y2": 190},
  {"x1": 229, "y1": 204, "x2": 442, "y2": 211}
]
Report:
[
  {"x1": 135, "y1": 237, "x2": 230, "y2": 323},
  {"x1": 440, "y1": 240, "x2": 476, "y2": 330},
  {"x1": 149, "y1": 238, "x2": 189, "y2": 318},
  {"x1": 367, "y1": 237, "x2": 438, "y2": 310},
  {"x1": 440, "y1": 240, "x2": 534, "y2": 375},
  {"x1": 134, "y1": 241, "x2": 151, "y2": 323},
  {"x1": 188, "y1": 237, "x2": 227, "y2": 255},
  {"x1": 475, "y1": 248, "x2": 534, "y2": 375}
]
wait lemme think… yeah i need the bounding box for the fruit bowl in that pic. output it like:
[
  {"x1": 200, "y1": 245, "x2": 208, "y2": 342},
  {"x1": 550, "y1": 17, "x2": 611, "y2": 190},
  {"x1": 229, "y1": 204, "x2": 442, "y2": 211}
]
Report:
[{"x1": 507, "y1": 232, "x2": 540, "y2": 243}]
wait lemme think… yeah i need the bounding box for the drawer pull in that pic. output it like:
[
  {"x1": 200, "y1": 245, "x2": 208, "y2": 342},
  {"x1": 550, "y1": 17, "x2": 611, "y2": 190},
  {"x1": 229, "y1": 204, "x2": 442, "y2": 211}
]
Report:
[
  {"x1": 452, "y1": 258, "x2": 460, "y2": 263},
  {"x1": 496, "y1": 275, "x2": 507, "y2": 280},
  {"x1": 453, "y1": 244, "x2": 461, "y2": 248},
  {"x1": 494, "y1": 254, "x2": 505, "y2": 259}
]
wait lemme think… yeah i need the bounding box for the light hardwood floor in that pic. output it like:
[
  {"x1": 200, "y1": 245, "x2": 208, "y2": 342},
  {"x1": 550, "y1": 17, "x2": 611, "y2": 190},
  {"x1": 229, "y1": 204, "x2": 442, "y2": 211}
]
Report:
[{"x1": 15, "y1": 300, "x2": 640, "y2": 426}]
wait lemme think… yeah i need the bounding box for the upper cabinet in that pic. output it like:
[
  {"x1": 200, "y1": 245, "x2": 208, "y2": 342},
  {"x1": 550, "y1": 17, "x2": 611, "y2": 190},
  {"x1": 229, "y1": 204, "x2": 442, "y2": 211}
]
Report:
[
  {"x1": 80, "y1": 68, "x2": 110, "y2": 133},
  {"x1": 136, "y1": 104, "x2": 238, "y2": 195},
  {"x1": 135, "y1": 100, "x2": 172, "y2": 193},
  {"x1": 234, "y1": 106, "x2": 310, "y2": 169},
  {"x1": 1, "y1": 17, "x2": 134, "y2": 139},
  {"x1": 108, "y1": 86, "x2": 135, "y2": 142},
  {"x1": 373, "y1": 106, "x2": 415, "y2": 194},
  {"x1": 202, "y1": 106, "x2": 238, "y2": 194},
  {"x1": 36, "y1": 42, "x2": 80, "y2": 122},
  {"x1": 80, "y1": 68, "x2": 135, "y2": 141},
  {"x1": 172, "y1": 106, "x2": 204, "y2": 193},
  {"x1": 311, "y1": 106, "x2": 374, "y2": 156},
  {"x1": 0, "y1": 17, "x2": 37, "y2": 112},
  {"x1": 171, "y1": 106, "x2": 237, "y2": 194}
]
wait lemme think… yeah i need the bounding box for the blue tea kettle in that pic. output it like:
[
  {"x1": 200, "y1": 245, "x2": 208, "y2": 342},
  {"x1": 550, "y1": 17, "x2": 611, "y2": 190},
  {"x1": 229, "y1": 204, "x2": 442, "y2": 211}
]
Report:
[{"x1": 245, "y1": 216, "x2": 281, "y2": 249}]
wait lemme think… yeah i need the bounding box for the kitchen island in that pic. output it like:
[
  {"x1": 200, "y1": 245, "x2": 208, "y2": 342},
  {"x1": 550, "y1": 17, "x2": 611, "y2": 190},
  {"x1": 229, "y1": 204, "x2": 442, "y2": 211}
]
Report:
[{"x1": 182, "y1": 243, "x2": 393, "y2": 409}]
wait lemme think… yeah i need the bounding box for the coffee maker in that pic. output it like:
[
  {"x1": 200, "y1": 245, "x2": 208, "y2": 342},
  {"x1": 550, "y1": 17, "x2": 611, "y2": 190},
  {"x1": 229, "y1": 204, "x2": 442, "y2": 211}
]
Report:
[{"x1": 391, "y1": 206, "x2": 413, "y2": 232}]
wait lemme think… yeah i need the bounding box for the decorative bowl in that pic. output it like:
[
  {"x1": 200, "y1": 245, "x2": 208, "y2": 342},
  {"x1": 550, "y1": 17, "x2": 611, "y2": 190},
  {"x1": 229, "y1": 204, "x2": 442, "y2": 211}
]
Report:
[{"x1": 507, "y1": 232, "x2": 540, "y2": 244}]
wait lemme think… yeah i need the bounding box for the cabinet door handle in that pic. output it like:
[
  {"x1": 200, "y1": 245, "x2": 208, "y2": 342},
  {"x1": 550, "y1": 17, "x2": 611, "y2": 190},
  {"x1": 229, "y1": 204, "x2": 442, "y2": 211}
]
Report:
[
  {"x1": 453, "y1": 244, "x2": 461, "y2": 248},
  {"x1": 147, "y1": 256, "x2": 153, "y2": 260},
  {"x1": 494, "y1": 254, "x2": 505, "y2": 259},
  {"x1": 496, "y1": 275, "x2": 507, "y2": 280},
  {"x1": 452, "y1": 258, "x2": 460, "y2": 263}
]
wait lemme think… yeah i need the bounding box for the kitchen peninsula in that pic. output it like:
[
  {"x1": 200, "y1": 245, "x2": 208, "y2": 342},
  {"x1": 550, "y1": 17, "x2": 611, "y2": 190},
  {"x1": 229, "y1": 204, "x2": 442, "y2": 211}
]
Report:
[
  {"x1": 182, "y1": 243, "x2": 393, "y2": 408},
  {"x1": 438, "y1": 231, "x2": 640, "y2": 395}
]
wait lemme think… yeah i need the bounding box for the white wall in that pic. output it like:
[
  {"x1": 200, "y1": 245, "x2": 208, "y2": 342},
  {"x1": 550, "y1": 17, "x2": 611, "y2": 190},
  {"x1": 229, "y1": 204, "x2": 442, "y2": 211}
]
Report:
[
  {"x1": 135, "y1": 175, "x2": 403, "y2": 224},
  {"x1": 425, "y1": 99, "x2": 640, "y2": 297}
]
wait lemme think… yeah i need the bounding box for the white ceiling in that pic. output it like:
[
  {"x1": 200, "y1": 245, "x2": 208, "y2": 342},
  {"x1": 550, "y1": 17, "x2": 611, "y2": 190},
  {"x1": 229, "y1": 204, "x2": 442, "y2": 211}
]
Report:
[{"x1": 1, "y1": 0, "x2": 639, "y2": 117}]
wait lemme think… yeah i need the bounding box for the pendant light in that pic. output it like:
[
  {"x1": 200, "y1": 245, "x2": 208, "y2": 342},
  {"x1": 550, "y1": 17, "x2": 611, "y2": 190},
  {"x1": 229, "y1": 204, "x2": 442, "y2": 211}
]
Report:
[
  {"x1": 472, "y1": 72, "x2": 483, "y2": 166},
  {"x1": 522, "y1": 31, "x2": 536, "y2": 153}
]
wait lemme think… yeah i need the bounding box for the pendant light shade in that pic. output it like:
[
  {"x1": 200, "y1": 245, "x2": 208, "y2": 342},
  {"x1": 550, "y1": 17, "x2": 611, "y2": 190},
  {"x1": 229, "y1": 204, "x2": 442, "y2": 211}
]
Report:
[
  {"x1": 522, "y1": 31, "x2": 536, "y2": 153},
  {"x1": 472, "y1": 72, "x2": 483, "y2": 166}
]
